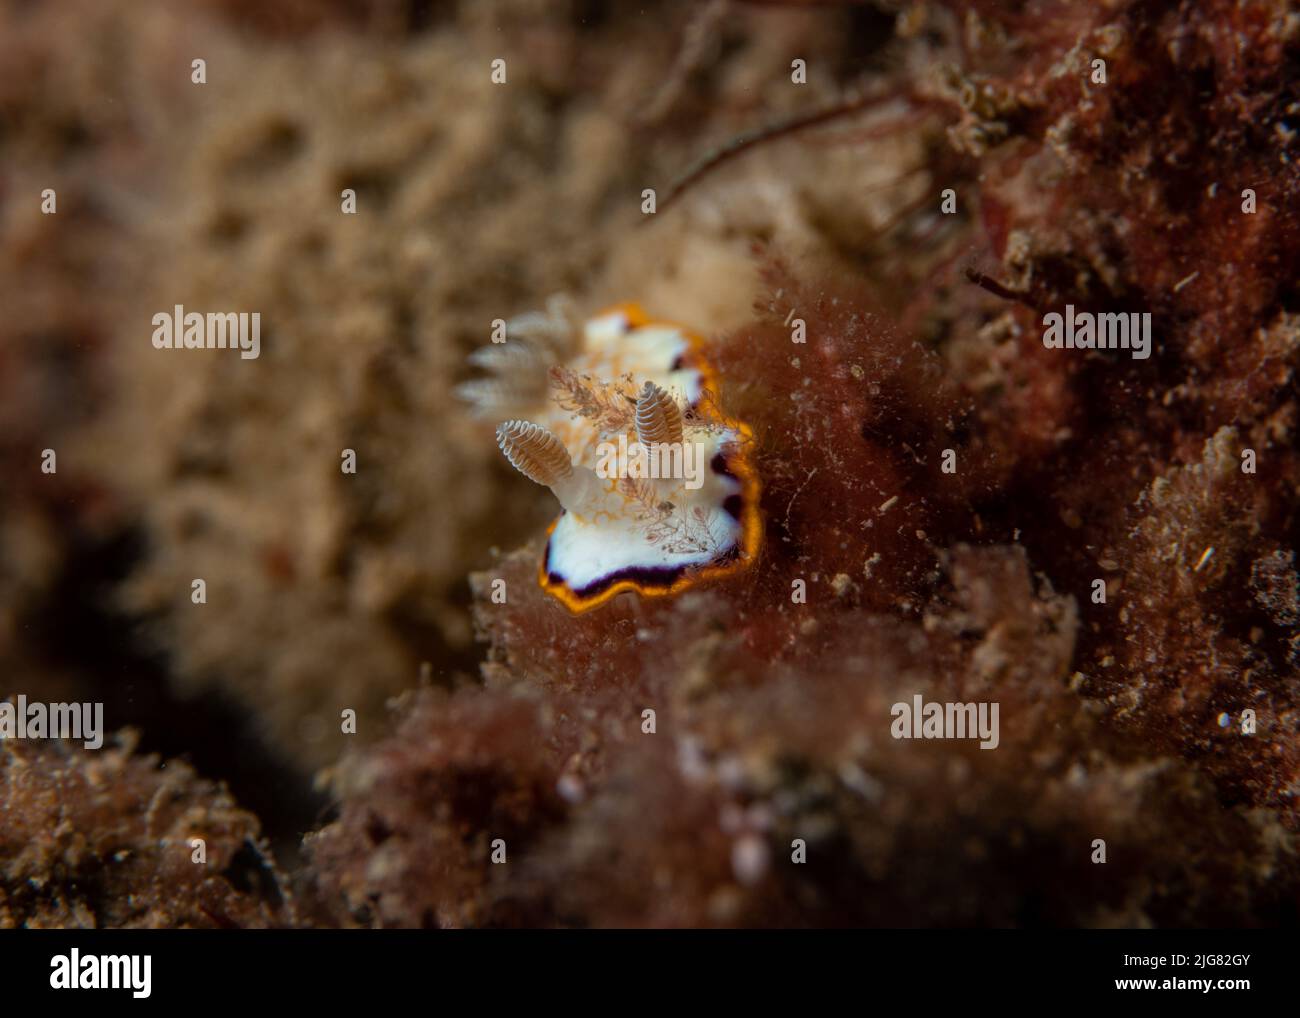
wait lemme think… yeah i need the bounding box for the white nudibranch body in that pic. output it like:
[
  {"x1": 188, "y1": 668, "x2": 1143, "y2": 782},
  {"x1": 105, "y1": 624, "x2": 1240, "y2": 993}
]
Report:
[{"x1": 461, "y1": 301, "x2": 761, "y2": 612}]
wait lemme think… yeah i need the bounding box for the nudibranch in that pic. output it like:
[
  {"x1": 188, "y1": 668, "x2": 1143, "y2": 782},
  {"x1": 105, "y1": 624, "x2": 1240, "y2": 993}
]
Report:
[{"x1": 458, "y1": 299, "x2": 761, "y2": 612}]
